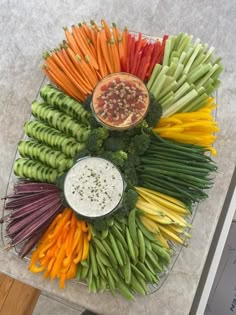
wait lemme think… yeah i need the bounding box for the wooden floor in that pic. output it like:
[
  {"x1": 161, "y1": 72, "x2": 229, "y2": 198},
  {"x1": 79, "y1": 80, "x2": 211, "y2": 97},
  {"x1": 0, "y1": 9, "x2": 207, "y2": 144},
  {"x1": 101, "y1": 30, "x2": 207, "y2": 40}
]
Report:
[{"x1": 0, "y1": 273, "x2": 40, "y2": 315}]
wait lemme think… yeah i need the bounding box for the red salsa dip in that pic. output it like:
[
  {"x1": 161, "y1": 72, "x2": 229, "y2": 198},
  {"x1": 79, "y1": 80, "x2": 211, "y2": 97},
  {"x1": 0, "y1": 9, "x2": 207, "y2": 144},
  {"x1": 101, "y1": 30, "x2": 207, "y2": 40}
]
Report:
[{"x1": 92, "y1": 73, "x2": 149, "y2": 130}]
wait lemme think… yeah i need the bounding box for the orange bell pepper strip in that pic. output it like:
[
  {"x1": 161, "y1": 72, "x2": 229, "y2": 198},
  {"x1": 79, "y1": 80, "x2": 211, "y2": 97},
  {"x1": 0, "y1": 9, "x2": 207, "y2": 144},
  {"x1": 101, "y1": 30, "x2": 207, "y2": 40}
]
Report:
[{"x1": 50, "y1": 245, "x2": 66, "y2": 280}]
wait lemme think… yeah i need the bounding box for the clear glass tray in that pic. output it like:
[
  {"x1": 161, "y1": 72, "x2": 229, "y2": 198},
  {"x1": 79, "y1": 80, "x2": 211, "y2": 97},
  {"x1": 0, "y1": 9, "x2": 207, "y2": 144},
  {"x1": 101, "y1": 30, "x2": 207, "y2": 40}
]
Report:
[{"x1": 0, "y1": 32, "x2": 218, "y2": 294}]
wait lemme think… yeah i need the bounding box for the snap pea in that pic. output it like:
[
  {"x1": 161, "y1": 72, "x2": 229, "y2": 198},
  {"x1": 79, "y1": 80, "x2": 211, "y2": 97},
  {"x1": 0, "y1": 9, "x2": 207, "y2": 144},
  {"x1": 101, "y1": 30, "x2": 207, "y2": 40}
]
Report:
[
  {"x1": 137, "y1": 229, "x2": 146, "y2": 263},
  {"x1": 131, "y1": 264, "x2": 145, "y2": 280},
  {"x1": 96, "y1": 254, "x2": 107, "y2": 279},
  {"x1": 116, "y1": 240, "x2": 127, "y2": 265},
  {"x1": 128, "y1": 208, "x2": 139, "y2": 245},
  {"x1": 96, "y1": 248, "x2": 112, "y2": 267},
  {"x1": 107, "y1": 269, "x2": 116, "y2": 294},
  {"x1": 131, "y1": 274, "x2": 146, "y2": 295},
  {"x1": 111, "y1": 225, "x2": 128, "y2": 251},
  {"x1": 102, "y1": 239, "x2": 118, "y2": 268},
  {"x1": 136, "y1": 262, "x2": 153, "y2": 283},
  {"x1": 92, "y1": 238, "x2": 109, "y2": 256},
  {"x1": 116, "y1": 280, "x2": 135, "y2": 300},
  {"x1": 108, "y1": 233, "x2": 124, "y2": 266},
  {"x1": 123, "y1": 254, "x2": 131, "y2": 284},
  {"x1": 151, "y1": 243, "x2": 171, "y2": 265},
  {"x1": 125, "y1": 227, "x2": 136, "y2": 262},
  {"x1": 89, "y1": 243, "x2": 98, "y2": 277}
]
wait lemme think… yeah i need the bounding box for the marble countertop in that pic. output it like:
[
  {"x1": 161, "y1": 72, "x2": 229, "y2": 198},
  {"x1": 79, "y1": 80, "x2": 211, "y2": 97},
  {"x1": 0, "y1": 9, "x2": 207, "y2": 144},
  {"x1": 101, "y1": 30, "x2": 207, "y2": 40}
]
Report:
[{"x1": 1, "y1": 1, "x2": 236, "y2": 314}]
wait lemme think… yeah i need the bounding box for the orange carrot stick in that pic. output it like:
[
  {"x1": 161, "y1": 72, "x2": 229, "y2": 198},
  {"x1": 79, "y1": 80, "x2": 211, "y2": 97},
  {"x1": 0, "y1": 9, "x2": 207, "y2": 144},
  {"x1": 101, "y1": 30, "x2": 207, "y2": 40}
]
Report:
[
  {"x1": 90, "y1": 26, "x2": 98, "y2": 51},
  {"x1": 118, "y1": 36, "x2": 125, "y2": 60},
  {"x1": 45, "y1": 57, "x2": 86, "y2": 99},
  {"x1": 96, "y1": 31, "x2": 108, "y2": 77},
  {"x1": 90, "y1": 19, "x2": 99, "y2": 32},
  {"x1": 66, "y1": 47, "x2": 94, "y2": 89},
  {"x1": 100, "y1": 28, "x2": 113, "y2": 73},
  {"x1": 81, "y1": 21, "x2": 92, "y2": 40},
  {"x1": 110, "y1": 37, "x2": 121, "y2": 72},
  {"x1": 112, "y1": 22, "x2": 120, "y2": 47},
  {"x1": 59, "y1": 47, "x2": 93, "y2": 92},
  {"x1": 122, "y1": 26, "x2": 129, "y2": 59},
  {"x1": 76, "y1": 55, "x2": 98, "y2": 87},
  {"x1": 63, "y1": 26, "x2": 80, "y2": 54},
  {"x1": 101, "y1": 19, "x2": 111, "y2": 41},
  {"x1": 43, "y1": 66, "x2": 82, "y2": 101},
  {"x1": 72, "y1": 25, "x2": 99, "y2": 70}
]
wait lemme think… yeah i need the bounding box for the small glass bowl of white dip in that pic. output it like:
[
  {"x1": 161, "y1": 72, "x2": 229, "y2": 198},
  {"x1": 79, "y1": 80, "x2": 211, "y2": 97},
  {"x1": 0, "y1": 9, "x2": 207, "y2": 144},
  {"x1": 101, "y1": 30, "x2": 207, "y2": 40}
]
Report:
[{"x1": 63, "y1": 157, "x2": 125, "y2": 219}]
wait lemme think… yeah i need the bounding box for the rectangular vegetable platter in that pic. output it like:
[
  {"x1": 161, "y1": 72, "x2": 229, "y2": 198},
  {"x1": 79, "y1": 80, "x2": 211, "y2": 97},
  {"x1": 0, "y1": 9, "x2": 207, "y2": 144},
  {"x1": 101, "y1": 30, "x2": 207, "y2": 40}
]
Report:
[{"x1": 0, "y1": 31, "x2": 218, "y2": 295}]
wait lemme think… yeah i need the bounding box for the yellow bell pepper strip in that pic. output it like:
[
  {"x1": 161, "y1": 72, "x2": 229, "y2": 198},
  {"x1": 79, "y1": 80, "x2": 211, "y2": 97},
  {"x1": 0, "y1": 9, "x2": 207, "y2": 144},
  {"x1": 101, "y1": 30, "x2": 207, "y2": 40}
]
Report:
[{"x1": 154, "y1": 97, "x2": 219, "y2": 154}]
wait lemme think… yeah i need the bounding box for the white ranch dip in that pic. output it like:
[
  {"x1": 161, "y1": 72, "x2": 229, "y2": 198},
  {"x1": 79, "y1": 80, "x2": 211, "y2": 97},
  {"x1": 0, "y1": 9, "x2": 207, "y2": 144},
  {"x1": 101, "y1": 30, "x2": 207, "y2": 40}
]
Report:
[{"x1": 64, "y1": 157, "x2": 124, "y2": 218}]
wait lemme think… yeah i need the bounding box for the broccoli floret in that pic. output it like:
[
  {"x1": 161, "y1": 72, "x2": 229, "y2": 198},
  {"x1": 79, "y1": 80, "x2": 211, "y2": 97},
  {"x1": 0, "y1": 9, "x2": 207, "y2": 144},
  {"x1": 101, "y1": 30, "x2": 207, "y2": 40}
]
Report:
[
  {"x1": 101, "y1": 150, "x2": 128, "y2": 168},
  {"x1": 145, "y1": 93, "x2": 162, "y2": 127},
  {"x1": 124, "y1": 167, "x2": 139, "y2": 187},
  {"x1": 104, "y1": 134, "x2": 130, "y2": 152},
  {"x1": 86, "y1": 127, "x2": 109, "y2": 153},
  {"x1": 122, "y1": 189, "x2": 138, "y2": 213},
  {"x1": 129, "y1": 133, "x2": 151, "y2": 156}
]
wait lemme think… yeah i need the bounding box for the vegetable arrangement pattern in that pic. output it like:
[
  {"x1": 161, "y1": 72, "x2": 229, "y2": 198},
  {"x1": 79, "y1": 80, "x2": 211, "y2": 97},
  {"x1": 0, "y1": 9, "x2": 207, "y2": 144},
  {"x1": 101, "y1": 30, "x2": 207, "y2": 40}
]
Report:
[{"x1": 1, "y1": 19, "x2": 223, "y2": 299}]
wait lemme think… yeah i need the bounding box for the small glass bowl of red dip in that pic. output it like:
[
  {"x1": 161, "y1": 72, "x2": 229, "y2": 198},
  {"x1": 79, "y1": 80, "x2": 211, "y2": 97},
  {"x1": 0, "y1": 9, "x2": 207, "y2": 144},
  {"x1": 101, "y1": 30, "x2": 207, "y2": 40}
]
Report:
[{"x1": 91, "y1": 73, "x2": 149, "y2": 130}]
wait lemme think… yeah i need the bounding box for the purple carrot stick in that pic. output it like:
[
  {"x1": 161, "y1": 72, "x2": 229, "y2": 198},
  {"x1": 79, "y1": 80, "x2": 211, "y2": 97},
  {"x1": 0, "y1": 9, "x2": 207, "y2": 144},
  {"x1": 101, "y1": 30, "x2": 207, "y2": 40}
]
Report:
[
  {"x1": 7, "y1": 198, "x2": 61, "y2": 235},
  {"x1": 9, "y1": 204, "x2": 63, "y2": 247},
  {"x1": 10, "y1": 194, "x2": 60, "y2": 219},
  {"x1": 5, "y1": 191, "x2": 58, "y2": 209}
]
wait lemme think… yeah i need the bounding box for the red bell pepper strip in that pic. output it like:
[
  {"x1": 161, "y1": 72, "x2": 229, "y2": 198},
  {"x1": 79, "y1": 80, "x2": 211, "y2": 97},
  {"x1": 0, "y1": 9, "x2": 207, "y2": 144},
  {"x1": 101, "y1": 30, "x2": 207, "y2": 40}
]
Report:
[
  {"x1": 146, "y1": 40, "x2": 162, "y2": 78},
  {"x1": 156, "y1": 34, "x2": 168, "y2": 64},
  {"x1": 131, "y1": 33, "x2": 142, "y2": 73},
  {"x1": 129, "y1": 35, "x2": 136, "y2": 73}
]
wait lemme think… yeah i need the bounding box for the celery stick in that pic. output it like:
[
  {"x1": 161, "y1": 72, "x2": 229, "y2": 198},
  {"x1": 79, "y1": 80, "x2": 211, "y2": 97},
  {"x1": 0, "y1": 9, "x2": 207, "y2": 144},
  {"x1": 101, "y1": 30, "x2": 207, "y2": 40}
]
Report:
[
  {"x1": 206, "y1": 85, "x2": 215, "y2": 95},
  {"x1": 188, "y1": 46, "x2": 205, "y2": 71},
  {"x1": 174, "y1": 82, "x2": 191, "y2": 101},
  {"x1": 192, "y1": 100, "x2": 209, "y2": 111},
  {"x1": 179, "y1": 51, "x2": 187, "y2": 65},
  {"x1": 174, "y1": 33, "x2": 184, "y2": 51},
  {"x1": 177, "y1": 34, "x2": 193, "y2": 55},
  {"x1": 150, "y1": 65, "x2": 169, "y2": 94},
  {"x1": 167, "y1": 62, "x2": 178, "y2": 76},
  {"x1": 182, "y1": 47, "x2": 194, "y2": 67},
  {"x1": 203, "y1": 78, "x2": 214, "y2": 90},
  {"x1": 209, "y1": 80, "x2": 221, "y2": 94},
  {"x1": 153, "y1": 74, "x2": 167, "y2": 99},
  {"x1": 161, "y1": 95, "x2": 175, "y2": 109},
  {"x1": 173, "y1": 63, "x2": 184, "y2": 80},
  {"x1": 206, "y1": 80, "x2": 221, "y2": 95},
  {"x1": 213, "y1": 57, "x2": 222, "y2": 65},
  {"x1": 163, "y1": 89, "x2": 198, "y2": 117},
  {"x1": 201, "y1": 47, "x2": 215, "y2": 64},
  {"x1": 170, "y1": 52, "x2": 180, "y2": 63},
  {"x1": 184, "y1": 44, "x2": 203, "y2": 74},
  {"x1": 183, "y1": 93, "x2": 208, "y2": 112},
  {"x1": 196, "y1": 64, "x2": 219, "y2": 89},
  {"x1": 196, "y1": 86, "x2": 206, "y2": 96},
  {"x1": 188, "y1": 64, "x2": 212, "y2": 83},
  {"x1": 147, "y1": 64, "x2": 162, "y2": 90},
  {"x1": 163, "y1": 37, "x2": 173, "y2": 66},
  {"x1": 170, "y1": 36, "x2": 176, "y2": 53},
  {"x1": 190, "y1": 53, "x2": 206, "y2": 70},
  {"x1": 212, "y1": 79, "x2": 221, "y2": 90},
  {"x1": 175, "y1": 74, "x2": 187, "y2": 90},
  {"x1": 211, "y1": 65, "x2": 224, "y2": 81},
  {"x1": 159, "y1": 81, "x2": 178, "y2": 99},
  {"x1": 159, "y1": 91, "x2": 174, "y2": 104}
]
